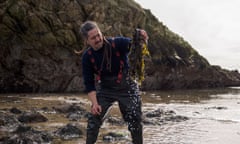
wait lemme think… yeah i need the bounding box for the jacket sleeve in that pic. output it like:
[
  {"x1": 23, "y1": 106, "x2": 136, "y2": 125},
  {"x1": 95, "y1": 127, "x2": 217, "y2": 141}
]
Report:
[
  {"x1": 82, "y1": 50, "x2": 96, "y2": 93},
  {"x1": 114, "y1": 37, "x2": 132, "y2": 54}
]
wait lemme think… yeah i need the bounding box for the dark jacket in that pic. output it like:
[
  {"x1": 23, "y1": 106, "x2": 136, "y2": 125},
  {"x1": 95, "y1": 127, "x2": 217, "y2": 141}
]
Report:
[{"x1": 82, "y1": 37, "x2": 132, "y2": 93}]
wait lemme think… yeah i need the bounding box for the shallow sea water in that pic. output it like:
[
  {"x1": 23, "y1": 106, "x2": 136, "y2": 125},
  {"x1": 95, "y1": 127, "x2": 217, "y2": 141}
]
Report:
[{"x1": 1, "y1": 87, "x2": 240, "y2": 144}]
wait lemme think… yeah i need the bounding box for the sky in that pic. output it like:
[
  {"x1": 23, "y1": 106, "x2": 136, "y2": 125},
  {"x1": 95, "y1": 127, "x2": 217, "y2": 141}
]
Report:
[{"x1": 135, "y1": 0, "x2": 240, "y2": 71}]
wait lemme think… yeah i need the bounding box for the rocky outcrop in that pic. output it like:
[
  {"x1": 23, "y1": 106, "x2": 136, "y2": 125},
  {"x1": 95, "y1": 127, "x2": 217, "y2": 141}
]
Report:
[
  {"x1": 142, "y1": 64, "x2": 240, "y2": 90},
  {"x1": 0, "y1": 0, "x2": 240, "y2": 93}
]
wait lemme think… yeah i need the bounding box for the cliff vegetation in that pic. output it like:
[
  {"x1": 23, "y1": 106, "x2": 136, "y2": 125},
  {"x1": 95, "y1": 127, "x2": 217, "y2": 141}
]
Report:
[{"x1": 1, "y1": 0, "x2": 240, "y2": 92}]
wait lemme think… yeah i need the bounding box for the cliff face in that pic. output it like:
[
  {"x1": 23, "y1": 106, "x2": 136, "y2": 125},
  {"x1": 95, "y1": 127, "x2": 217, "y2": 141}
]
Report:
[{"x1": 0, "y1": 0, "x2": 240, "y2": 93}]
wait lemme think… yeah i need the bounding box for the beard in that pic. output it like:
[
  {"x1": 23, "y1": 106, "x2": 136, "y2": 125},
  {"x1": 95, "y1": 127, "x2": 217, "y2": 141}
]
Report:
[{"x1": 93, "y1": 39, "x2": 103, "y2": 50}]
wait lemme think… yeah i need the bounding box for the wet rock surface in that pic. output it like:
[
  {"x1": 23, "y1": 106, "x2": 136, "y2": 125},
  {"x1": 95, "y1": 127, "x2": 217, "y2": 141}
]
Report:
[
  {"x1": 0, "y1": 97, "x2": 88, "y2": 143},
  {"x1": 7, "y1": 125, "x2": 52, "y2": 144},
  {"x1": 54, "y1": 103, "x2": 88, "y2": 121},
  {"x1": 0, "y1": 108, "x2": 188, "y2": 144},
  {"x1": 143, "y1": 108, "x2": 189, "y2": 125},
  {"x1": 102, "y1": 132, "x2": 129, "y2": 142},
  {"x1": 0, "y1": 112, "x2": 20, "y2": 132},
  {"x1": 54, "y1": 123, "x2": 84, "y2": 140},
  {"x1": 0, "y1": 95, "x2": 191, "y2": 143},
  {"x1": 18, "y1": 112, "x2": 48, "y2": 123}
]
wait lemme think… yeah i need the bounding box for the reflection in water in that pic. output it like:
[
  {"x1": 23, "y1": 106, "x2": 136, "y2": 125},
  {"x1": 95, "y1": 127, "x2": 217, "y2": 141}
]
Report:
[
  {"x1": 0, "y1": 87, "x2": 240, "y2": 143},
  {"x1": 143, "y1": 87, "x2": 240, "y2": 103},
  {"x1": 142, "y1": 87, "x2": 240, "y2": 144}
]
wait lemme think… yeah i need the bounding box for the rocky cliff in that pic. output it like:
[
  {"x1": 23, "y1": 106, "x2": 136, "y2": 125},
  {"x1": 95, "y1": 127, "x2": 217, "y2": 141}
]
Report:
[{"x1": 1, "y1": 0, "x2": 240, "y2": 93}]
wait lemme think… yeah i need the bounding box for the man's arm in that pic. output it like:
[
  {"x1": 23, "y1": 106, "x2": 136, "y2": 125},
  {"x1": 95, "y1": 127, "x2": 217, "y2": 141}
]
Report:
[{"x1": 88, "y1": 90, "x2": 102, "y2": 115}]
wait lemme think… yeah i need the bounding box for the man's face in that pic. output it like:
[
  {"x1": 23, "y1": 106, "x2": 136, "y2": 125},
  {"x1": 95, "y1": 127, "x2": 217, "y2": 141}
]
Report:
[{"x1": 86, "y1": 27, "x2": 103, "y2": 50}]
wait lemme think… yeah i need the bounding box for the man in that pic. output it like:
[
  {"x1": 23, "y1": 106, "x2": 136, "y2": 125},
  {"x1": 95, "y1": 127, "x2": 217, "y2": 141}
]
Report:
[{"x1": 81, "y1": 21, "x2": 148, "y2": 144}]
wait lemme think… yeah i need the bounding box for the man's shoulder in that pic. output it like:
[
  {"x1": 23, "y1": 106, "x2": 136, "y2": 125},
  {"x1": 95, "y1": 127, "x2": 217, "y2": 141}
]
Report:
[
  {"x1": 106, "y1": 36, "x2": 131, "y2": 44},
  {"x1": 106, "y1": 36, "x2": 129, "y2": 40},
  {"x1": 82, "y1": 47, "x2": 93, "y2": 57}
]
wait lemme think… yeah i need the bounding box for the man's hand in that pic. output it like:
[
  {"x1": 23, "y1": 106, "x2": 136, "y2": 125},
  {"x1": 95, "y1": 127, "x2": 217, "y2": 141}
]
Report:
[
  {"x1": 91, "y1": 103, "x2": 102, "y2": 115},
  {"x1": 140, "y1": 29, "x2": 149, "y2": 43},
  {"x1": 88, "y1": 91, "x2": 102, "y2": 115}
]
